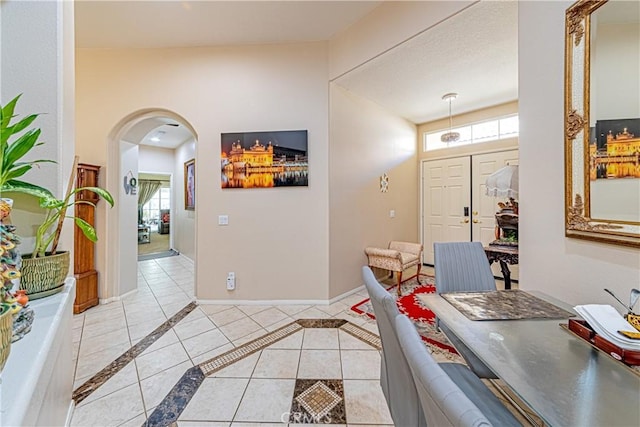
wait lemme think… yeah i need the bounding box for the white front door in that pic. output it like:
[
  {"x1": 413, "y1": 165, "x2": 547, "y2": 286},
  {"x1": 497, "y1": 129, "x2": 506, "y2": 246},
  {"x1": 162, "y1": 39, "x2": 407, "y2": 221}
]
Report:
[
  {"x1": 471, "y1": 150, "x2": 519, "y2": 245},
  {"x1": 422, "y1": 156, "x2": 471, "y2": 264}
]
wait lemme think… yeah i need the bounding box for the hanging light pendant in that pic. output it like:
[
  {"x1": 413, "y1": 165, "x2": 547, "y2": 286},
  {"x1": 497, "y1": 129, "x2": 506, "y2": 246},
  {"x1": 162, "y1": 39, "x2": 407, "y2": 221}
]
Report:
[{"x1": 441, "y1": 92, "x2": 460, "y2": 143}]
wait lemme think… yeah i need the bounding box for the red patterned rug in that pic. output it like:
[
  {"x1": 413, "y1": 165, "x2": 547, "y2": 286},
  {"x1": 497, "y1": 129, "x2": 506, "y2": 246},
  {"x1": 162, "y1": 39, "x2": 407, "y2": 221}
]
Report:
[{"x1": 350, "y1": 274, "x2": 463, "y2": 362}]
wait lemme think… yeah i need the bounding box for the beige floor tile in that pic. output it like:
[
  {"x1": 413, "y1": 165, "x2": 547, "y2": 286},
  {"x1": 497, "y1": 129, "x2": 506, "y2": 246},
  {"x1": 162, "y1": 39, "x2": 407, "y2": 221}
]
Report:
[
  {"x1": 82, "y1": 316, "x2": 128, "y2": 338},
  {"x1": 179, "y1": 377, "x2": 250, "y2": 421},
  {"x1": 78, "y1": 327, "x2": 131, "y2": 358},
  {"x1": 156, "y1": 292, "x2": 192, "y2": 306},
  {"x1": 297, "y1": 350, "x2": 342, "y2": 379},
  {"x1": 135, "y1": 342, "x2": 190, "y2": 380},
  {"x1": 264, "y1": 318, "x2": 296, "y2": 332},
  {"x1": 342, "y1": 380, "x2": 393, "y2": 425},
  {"x1": 141, "y1": 360, "x2": 193, "y2": 409},
  {"x1": 232, "y1": 329, "x2": 270, "y2": 347},
  {"x1": 293, "y1": 307, "x2": 332, "y2": 319},
  {"x1": 208, "y1": 307, "x2": 249, "y2": 327},
  {"x1": 128, "y1": 318, "x2": 166, "y2": 342},
  {"x1": 126, "y1": 309, "x2": 167, "y2": 328},
  {"x1": 173, "y1": 316, "x2": 217, "y2": 341},
  {"x1": 252, "y1": 349, "x2": 301, "y2": 379},
  {"x1": 118, "y1": 413, "x2": 148, "y2": 427},
  {"x1": 140, "y1": 329, "x2": 180, "y2": 356},
  {"x1": 274, "y1": 304, "x2": 310, "y2": 316},
  {"x1": 210, "y1": 352, "x2": 260, "y2": 378},
  {"x1": 236, "y1": 305, "x2": 273, "y2": 316},
  {"x1": 73, "y1": 326, "x2": 83, "y2": 344},
  {"x1": 178, "y1": 422, "x2": 230, "y2": 427},
  {"x1": 302, "y1": 328, "x2": 339, "y2": 350},
  {"x1": 316, "y1": 302, "x2": 349, "y2": 316},
  {"x1": 77, "y1": 363, "x2": 139, "y2": 407},
  {"x1": 70, "y1": 383, "x2": 145, "y2": 427},
  {"x1": 163, "y1": 301, "x2": 194, "y2": 318},
  {"x1": 219, "y1": 317, "x2": 264, "y2": 342},
  {"x1": 338, "y1": 330, "x2": 376, "y2": 350},
  {"x1": 267, "y1": 330, "x2": 303, "y2": 350},
  {"x1": 182, "y1": 328, "x2": 231, "y2": 359},
  {"x1": 190, "y1": 343, "x2": 235, "y2": 365},
  {"x1": 74, "y1": 340, "x2": 131, "y2": 380},
  {"x1": 199, "y1": 304, "x2": 236, "y2": 315},
  {"x1": 234, "y1": 378, "x2": 295, "y2": 423},
  {"x1": 84, "y1": 306, "x2": 125, "y2": 326},
  {"x1": 340, "y1": 350, "x2": 381, "y2": 380},
  {"x1": 249, "y1": 307, "x2": 291, "y2": 328}
]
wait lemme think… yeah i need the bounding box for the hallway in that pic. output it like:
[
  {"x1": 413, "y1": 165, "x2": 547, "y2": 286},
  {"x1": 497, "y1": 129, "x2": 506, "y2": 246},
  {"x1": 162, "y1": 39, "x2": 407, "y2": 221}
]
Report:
[{"x1": 70, "y1": 256, "x2": 391, "y2": 426}]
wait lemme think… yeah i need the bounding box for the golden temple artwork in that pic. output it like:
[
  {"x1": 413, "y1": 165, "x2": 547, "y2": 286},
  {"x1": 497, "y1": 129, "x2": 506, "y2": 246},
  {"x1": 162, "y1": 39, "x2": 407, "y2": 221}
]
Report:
[
  {"x1": 590, "y1": 119, "x2": 640, "y2": 180},
  {"x1": 221, "y1": 130, "x2": 308, "y2": 188}
]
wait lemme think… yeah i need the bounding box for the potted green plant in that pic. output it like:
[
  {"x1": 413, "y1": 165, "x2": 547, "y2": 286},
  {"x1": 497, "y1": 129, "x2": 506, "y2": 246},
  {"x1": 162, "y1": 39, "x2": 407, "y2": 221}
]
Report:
[
  {"x1": 1, "y1": 94, "x2": 114, "y2": 299},
  {"x1": 19, "y1": 158, "x2": 114, "y2": 299},
  {"x1": 1, "y1": 94, "x2": 55, "y2": 200}
]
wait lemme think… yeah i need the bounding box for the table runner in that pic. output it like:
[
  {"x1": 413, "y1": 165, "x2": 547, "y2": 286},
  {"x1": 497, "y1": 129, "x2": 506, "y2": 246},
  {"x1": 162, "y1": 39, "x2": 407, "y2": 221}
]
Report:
[{"x1": 441, "y1": 290, "x2": 575, "y2": 321}]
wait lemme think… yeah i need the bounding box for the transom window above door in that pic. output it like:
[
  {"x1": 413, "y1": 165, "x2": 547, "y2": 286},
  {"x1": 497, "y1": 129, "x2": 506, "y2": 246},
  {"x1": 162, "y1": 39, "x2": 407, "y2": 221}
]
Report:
[{"x1": 424, "y1": 115, "x2": 519, "y2": 151}]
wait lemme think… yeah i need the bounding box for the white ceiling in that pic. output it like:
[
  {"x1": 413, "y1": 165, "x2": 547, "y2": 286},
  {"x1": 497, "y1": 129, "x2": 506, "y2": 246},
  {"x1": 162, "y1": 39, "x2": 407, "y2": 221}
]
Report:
[
  {"x1": 75, "y1": 0, "x2": 519, "y2": 145},
  {"x1": 334, "y1": 1, "x2": 519, "y2": 123},
  {"x1": 75, "y1": 0, "x2": 382, "y2": 49}
]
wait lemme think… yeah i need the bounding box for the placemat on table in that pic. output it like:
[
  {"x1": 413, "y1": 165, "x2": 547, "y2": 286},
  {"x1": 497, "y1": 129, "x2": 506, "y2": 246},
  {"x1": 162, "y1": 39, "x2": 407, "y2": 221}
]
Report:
[{"x1": 441, "y1": 290, "x2": 575, "y2": 321}]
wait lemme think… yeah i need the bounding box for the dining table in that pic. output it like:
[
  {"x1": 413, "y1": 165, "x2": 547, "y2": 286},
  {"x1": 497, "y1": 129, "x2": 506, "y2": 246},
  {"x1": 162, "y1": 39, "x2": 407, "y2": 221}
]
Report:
[{"x1": 417, "y1": 291, "x2": 640, "y2": 427}]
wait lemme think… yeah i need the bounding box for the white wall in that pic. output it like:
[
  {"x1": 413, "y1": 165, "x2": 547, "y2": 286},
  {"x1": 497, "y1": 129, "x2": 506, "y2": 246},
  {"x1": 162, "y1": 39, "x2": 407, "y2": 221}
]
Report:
[
  {"x1": 0, "y1": 0, "x2": 75, "y2": 256},
  {"x1": 76, "y1": 43, "x2": 329, "y2": 301},
  {"x1": 139, "y1": 145, "x2": 176, "y2": 174},
  {"x1": 519, "y1": 1, "x2": 640, "y2": 307},
  {"x1": 174, "y1": 139, "x2": 196, "y2": 260},
  {"x1": 329, "y1": 84, "x2": 417, "y2": 297},
  {"x1": 118, "y1": 142, "x2": 138, "y2": 297}
]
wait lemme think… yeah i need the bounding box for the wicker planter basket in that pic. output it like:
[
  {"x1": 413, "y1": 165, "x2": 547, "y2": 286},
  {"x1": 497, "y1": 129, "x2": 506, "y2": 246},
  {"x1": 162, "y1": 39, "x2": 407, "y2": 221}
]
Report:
[
  {"x1": 0, "y1": 303, "x2": 12, "y2": 373},
  {"x1": 20, "y1": 251, "x2": 70, "y2": 300}
]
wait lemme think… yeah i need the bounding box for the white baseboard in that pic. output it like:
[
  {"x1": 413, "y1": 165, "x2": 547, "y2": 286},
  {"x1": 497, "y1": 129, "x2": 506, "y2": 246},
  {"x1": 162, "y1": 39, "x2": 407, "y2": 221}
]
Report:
[
  {"x1": 197, "y1": 284, "x2": 366, "y2": 307},
  {"x1": 99, "y1": 288, "x2": 138, "y2": 305}
]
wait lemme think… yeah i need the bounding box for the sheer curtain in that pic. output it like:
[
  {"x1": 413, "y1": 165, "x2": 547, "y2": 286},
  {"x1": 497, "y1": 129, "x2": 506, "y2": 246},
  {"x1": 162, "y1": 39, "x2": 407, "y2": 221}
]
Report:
[{"x1": 137, "y1": 180, "x2": 162, "y2": 224}]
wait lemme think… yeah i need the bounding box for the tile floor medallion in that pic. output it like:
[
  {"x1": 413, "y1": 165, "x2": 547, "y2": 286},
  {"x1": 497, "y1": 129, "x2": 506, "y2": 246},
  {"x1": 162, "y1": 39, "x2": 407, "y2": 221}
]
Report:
[
  {"x1": 71, "y1": 258, "x2": 534, "y2": 426},
  {"x1": 289, "y1": 379, "x2": 346, "y2": 424}
]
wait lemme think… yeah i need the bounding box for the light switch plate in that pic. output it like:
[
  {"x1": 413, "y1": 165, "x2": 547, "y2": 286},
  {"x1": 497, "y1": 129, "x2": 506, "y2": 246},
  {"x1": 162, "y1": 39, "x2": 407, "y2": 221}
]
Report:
[{"x1": 218, "y1": 215, "x2": 229, "y2": 225}]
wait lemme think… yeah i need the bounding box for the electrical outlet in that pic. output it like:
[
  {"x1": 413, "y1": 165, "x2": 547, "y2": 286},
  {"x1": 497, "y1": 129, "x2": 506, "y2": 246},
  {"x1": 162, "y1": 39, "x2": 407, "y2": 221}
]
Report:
[
  {"x1": 218, "y1": 215, "x2": 229, "y2": 225},
  {"x1": 390, "y1": 210, "x2": 396, "y2": 218},
  {"x1": 226, "y1": 272, "x2": 235, "y2": 290}
]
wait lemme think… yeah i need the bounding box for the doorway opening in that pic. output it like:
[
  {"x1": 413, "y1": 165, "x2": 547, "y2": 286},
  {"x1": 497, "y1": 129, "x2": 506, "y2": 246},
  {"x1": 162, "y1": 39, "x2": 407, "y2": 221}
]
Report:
[{"x1": 104, "y1": 109, "x2": 198, "y2": 301}]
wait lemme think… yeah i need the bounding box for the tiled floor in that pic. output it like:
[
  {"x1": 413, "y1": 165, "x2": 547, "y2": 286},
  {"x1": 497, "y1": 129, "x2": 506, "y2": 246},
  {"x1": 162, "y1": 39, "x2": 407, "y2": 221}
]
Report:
[{"x1": 70, "y1": 255, "x2": 392, "y2": 426}]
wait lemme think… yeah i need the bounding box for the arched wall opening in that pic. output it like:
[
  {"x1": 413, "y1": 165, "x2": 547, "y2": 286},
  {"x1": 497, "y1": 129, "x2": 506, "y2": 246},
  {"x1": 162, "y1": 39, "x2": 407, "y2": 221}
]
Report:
[{"x1": 101, "y1": 108, "x2": 198, "y2": 301}]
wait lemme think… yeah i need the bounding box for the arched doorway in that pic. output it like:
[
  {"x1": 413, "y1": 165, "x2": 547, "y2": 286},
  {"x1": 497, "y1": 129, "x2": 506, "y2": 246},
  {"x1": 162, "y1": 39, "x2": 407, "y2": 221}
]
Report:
[{"x1": 102, "y1": 109, "x2": 198, "y2": 301}]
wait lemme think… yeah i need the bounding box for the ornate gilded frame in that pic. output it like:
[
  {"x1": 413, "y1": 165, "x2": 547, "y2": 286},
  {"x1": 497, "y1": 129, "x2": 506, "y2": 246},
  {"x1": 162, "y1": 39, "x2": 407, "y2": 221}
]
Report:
[{"x1": 564, "y1": 0, "x2": 640, "y2": 247}]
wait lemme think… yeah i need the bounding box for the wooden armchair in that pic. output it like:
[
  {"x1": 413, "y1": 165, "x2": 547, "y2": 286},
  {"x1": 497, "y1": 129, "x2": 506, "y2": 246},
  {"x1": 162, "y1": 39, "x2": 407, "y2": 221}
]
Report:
[{"x1": 364, "y1": 241, "x2": 423, "y2": 296}]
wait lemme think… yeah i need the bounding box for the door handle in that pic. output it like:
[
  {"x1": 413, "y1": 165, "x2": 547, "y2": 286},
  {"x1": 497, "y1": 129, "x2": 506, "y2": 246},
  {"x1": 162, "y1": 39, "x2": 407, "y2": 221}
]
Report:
[
  {"x1": 460, "y1": 219, "x2": 470, "y2": 224},
  {"x1": 473, "y1": 219, "x2": 482, "y2": 223},
  {"x1": 472, "y1": 211, "x2": 478, "y2": 215}
]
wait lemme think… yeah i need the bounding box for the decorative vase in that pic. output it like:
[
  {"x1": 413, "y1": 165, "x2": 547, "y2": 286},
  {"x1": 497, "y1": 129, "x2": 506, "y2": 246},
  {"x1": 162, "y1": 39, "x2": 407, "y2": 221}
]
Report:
[
  {"x1": 0, "y1": 303, "x2": 12, "y2": 373},
  {"x1": 19, "y1": 251, "x2": 70, "y2": 300},
  {"x1": 15, "y1": 290, "x2": 28, "y2": 307}
]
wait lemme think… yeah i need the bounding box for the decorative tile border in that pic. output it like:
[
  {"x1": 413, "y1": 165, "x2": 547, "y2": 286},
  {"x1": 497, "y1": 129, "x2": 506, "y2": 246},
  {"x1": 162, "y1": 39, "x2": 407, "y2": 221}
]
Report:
[
  {"x1": 72, "y1": 301, "x2": 198, "y2": 404},
  {"x1": 290, "y1": 379, "x2": 346, "y2": 424},
  {"x1": 339, "y1": 321, "x2": 381, "y2": 350},
  {"x1": 144, "y1": 318, "x2": 381, "y2": 426},
  {"x1": 143, "y1": 366, "x2": 205, "y2": 427},
  {"x1": 200, "y1": 322, "x2": 303, "y2": 376}
]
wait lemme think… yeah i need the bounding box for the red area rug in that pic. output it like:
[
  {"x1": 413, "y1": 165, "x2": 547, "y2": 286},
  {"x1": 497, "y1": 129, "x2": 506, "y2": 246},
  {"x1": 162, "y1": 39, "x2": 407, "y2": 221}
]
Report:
[{"x1": 350, "y1": 274, "x2": 462, "y2": 361}]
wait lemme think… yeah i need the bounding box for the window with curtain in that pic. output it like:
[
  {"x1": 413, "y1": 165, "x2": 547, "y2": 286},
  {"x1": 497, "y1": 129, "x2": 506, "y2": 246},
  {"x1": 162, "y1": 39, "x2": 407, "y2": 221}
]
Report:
[{"x1": 142, "y1": 186, "x2": 171, "y2": 229}]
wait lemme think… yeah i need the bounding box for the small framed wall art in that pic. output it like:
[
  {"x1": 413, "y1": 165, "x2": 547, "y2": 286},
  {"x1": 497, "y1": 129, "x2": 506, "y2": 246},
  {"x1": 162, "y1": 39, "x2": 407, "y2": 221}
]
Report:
[{"x1": 184, "y1": 158, "x2": 195, "y2": 210}]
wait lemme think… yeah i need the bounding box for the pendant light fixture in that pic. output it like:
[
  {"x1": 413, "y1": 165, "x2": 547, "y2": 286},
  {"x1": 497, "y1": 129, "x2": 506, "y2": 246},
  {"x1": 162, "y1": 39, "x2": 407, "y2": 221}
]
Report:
[{"x1": 441, "y1": 92, "x2": 460, "y2": 143}]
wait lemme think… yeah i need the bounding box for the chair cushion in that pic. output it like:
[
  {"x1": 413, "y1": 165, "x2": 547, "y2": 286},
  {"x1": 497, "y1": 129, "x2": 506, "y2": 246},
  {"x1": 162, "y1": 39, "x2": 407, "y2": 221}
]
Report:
[{"x1": 399, "y1": 252, "x2": 419, "y2": 266}]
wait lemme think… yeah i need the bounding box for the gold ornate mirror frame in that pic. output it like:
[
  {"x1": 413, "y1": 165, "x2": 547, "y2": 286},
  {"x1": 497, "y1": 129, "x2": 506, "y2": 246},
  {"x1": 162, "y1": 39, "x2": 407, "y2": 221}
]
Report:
[{"x1": 564, "y1": 0, "x2": 640, "y2": 247}]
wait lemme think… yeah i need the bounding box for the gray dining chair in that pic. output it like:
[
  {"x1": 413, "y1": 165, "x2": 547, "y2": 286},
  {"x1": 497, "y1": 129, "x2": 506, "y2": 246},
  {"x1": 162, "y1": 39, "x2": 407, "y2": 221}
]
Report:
[
  {"x1": 395, "y1": 313, "x2": 522, "y2": 427},
  {"x1": 434, "y1": 241, "x2": 498, "y2": 379},
  {"x1": 362, "y1": 266, "x2": 427, "y2": 427}
]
